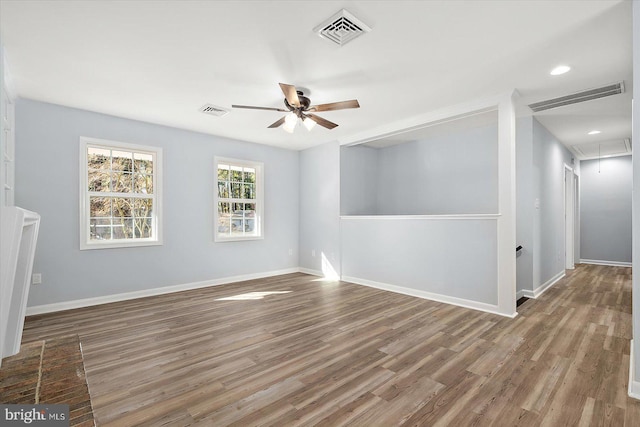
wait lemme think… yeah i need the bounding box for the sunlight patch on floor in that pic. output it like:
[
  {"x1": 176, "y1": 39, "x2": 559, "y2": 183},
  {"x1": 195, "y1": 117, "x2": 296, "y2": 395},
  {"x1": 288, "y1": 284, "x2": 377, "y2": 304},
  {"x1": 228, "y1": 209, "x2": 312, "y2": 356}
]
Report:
[{"x1": 215, "y1": 291, "x2": 292, "y2": 301}]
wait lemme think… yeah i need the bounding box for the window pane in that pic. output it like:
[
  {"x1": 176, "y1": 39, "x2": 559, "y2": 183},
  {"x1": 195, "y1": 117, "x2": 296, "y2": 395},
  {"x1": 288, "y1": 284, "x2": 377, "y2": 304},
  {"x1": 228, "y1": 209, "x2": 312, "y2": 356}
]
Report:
[
  {"x1": 244, "y1": 183, "x2": 255, "y2": 199},
  {"x1": 134, "y1": 173, "x2": 153, "y2": 194},
  {"x1": 133, "y1": 198, "x2": 153, "y2": 218},
  {"x1": 231, "y1": 166, "x2": 243, "y2": 182},
  {"x1": 231, "y1": 183, "x2": 242, "y2": 198},
  {"x1": 112, "y1": 172, "x2": 133, "y2": 193},
  {"x1": 228, "y1": 203, "x2": 256, "y2": 234},
  {"x1": 244, "y1": 169, "x2": 255, "y2": 183},
  {"x1": 134, "y1": 217, "x2": 153, "y2": 238},
  {"x1": 231, "y1": 219, "x2": 245, "y2": 235},
  {"x1": 113, "y1": 197, "x2": 132, "y2": 218},
  {"x1": 88, "y1": 147, "x2": 111, "y2": 170},
  {"x1": 134, "y1": 152, "x2": 153, "y2": 174},
  {"x1": 146, "y1": 174, "x2": 153, "y2": 194},
  {"x1": 113, "y1": 218, "x2": 133, "y2": 239},
  {"x1": 112, "y1": 150, "x2": 133, "y2": 172},
  {"x1": 88, "y1": 171, "x2": 111, "y2": 192},
  {"x1": 244, "y1": 203, "x2": 256, "y2": 233},
  {"x1": 218, "y1": 165, "x2": 229, "y2": 181},
  {"x1": 89, "y1": 218, "x2": 112, "y2": 240},
  {"x1": 90, "y1": 197, "x2": 112, "y2": 217},
  {"x1": 218, "y1": 217, "x2": 230, "y2": 235},
  {"x1": 231, "y1": 203, "x2": 243, "y2": 233},
  {"x1": 218, "y1": 202, "x2": 231, "y2": 234},
  {"x1": 217, "y1": 181, "x2": 229, "y2": 199},
  {"x1": 218, "y1": 202, "x2": 230, "y2": 214}
]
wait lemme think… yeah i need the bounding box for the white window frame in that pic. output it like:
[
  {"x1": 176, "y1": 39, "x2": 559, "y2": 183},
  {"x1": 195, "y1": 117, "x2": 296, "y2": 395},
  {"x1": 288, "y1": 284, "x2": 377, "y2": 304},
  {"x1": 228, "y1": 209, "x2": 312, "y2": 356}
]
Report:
[
  {"x1": 79, "y1": 137, "x2": 163, "y2": 250},
  {"x1": 214, "y1": 157, "x2": 264, "y2": 242}
]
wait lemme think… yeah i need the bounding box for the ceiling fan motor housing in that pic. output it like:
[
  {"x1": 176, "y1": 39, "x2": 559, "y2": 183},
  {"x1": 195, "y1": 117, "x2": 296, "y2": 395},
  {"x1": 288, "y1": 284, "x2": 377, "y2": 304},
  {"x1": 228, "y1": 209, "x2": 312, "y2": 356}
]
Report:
[{"x1": 285, "y1": 92, "x2": 311, "y2": 116}]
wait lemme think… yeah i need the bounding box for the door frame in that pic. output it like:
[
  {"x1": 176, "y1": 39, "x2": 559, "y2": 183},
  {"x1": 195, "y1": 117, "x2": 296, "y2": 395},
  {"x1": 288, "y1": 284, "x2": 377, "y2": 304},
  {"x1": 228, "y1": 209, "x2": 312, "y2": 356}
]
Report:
[{"x1": 564, "y1": 164, "x2": 577, "y2": 270}]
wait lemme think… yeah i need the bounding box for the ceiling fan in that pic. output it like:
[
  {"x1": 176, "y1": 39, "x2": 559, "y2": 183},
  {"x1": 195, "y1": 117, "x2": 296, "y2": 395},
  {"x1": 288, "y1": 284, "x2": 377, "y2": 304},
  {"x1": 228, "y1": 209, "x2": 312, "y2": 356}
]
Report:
[{"x1": 232, "y1": 83, "x2": 360, "y2": 132}]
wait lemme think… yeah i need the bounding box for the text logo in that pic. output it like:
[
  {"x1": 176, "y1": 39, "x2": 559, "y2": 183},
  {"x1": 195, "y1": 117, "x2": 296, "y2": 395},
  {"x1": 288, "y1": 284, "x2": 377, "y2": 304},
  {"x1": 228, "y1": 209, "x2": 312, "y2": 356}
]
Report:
[{"x1": 1, "y1": 405, "x2": 69, "y2": 426}]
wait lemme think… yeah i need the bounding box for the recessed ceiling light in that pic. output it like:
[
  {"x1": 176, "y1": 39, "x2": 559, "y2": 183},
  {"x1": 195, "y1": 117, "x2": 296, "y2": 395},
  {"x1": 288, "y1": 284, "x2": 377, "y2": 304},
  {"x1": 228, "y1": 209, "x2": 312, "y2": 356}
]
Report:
[
  {"x1": 588, "y1": 130, "x2": 601, "y2": 135},
  {"x1": 550, "y1": 65, "x2": 571, "y2": 76}
]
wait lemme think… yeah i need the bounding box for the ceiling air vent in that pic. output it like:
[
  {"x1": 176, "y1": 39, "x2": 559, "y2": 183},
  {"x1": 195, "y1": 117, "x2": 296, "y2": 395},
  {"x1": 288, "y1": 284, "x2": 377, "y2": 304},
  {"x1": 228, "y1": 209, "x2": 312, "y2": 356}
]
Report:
[
  {"x1": 528, "y1": 82, "x2": 625, "y2": 112},
  {"x1": 314, "y1": 9, "x2": 371, "y2": 47},
  {"x1": 199, "y1": 104, "x2": 229, "y2": 117}
]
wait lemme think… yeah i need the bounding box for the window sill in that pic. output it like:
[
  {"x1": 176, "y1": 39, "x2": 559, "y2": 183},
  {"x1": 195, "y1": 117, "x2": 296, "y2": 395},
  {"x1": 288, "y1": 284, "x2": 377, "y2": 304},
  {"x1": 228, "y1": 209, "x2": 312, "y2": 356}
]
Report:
[
  {"x1": 214, "y1": 235, "x2": 264, "y2": 243},
  {"x1": 80, "y1": 239, "x2": 163, "y2": 250}
]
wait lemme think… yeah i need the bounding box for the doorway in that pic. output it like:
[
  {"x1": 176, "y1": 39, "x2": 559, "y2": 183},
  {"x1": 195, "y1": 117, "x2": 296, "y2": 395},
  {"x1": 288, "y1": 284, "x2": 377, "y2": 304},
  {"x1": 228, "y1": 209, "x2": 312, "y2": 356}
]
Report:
[
  {"x1": 574, "y1": 174, "x2": 580, "y2": 265},
  {"x1": 564, "y1": 165, "x2": 578, "y2": 270}
]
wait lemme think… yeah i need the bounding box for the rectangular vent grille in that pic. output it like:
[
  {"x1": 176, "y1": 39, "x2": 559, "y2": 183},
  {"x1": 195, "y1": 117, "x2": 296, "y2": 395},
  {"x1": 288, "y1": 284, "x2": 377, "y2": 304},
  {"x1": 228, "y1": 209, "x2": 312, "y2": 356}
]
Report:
[
  {"x1": 199, "y1": 104, "x2": 229, "y2": 117},
  {"x1": 529, "y1": 82, "x2": 624, "y2": 112},
  {"x1": 314, "y1": 9, "x2": 371, "y2": 46}
]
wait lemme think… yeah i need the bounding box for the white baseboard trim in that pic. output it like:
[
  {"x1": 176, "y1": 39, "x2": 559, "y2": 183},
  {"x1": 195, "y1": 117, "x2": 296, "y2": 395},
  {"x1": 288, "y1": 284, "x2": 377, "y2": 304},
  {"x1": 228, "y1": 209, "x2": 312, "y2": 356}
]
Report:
[
  {"x1": 521, "y1": 271, "x2": 565, "y2": 300},
  {"x1": 580, "y1": 259, "x2": 632, "y2": 268},
  {"x1": 26, "y1": 268, "x2": 300, "y2": 316},
  {"x1": 341, "y1": 275, "x2": 516, "y2": 318},
  {"x1": 25, "y1": 266, "x2": 524, "y2": 318},
  {"x1": 520, "y1": 289, "x2": 536, "y2": 299},
  {"x1": 629, "y1": 340, "x2": 640, "y2": 400},
  {"x1": 298, "y1": 267, "x2": 324, "y2": 277}
]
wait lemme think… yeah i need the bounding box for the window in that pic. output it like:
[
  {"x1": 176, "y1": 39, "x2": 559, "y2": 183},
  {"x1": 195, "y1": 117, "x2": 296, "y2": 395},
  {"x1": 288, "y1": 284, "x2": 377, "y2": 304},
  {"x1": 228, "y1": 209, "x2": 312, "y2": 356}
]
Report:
[
  {"x1": 79, "y1": 137, "x2": 162, "y2": 250},
  {"x1": 214, "y1": 157, "x2": 263, "y2": 241}
]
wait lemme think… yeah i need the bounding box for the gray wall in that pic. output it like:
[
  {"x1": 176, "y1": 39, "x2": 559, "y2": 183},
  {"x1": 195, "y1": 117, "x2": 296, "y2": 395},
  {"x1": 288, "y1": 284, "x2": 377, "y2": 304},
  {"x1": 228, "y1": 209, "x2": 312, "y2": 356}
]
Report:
[
  {"x1": 376, "y1": 125, "x2": 498, "y2": 215},
  {"x1": 16, "y1": 99, "x2": 299, "y2": 307},
  {"x1": 340, "y1": 145, "x2": 378, "y2": 216},
  {"x1": 338, "y1": 120, "x2": 500, "y2": 309},
  {"x1": 341, "y1": 217, "x2": 498, "y2": 304},
  {"x1": 340, "y1": 123, "x2": 498, "y2": 216},
  {"x1": 516, "y1": 116, "x2": 534, "y2": 294},
  {"x1": 298, "y1": 141, "x2": 341, "y2": 275},
  {"x1": 580, "y1": 156, "x2": 632, "y2": 263},
  {"x1": 516, "y1": 115, "x2": 576, "y2": 295},
  {"x1": 532, "y1": 117, "x2": 575, "y2": 288},
  {"x1": 0, "y1": 43, "x2": 6, "y2": 209}
]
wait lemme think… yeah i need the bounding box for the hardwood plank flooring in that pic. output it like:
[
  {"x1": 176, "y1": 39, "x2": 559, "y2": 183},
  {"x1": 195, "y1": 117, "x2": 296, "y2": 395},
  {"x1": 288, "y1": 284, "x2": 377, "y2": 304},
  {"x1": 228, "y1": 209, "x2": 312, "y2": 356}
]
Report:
[{"x1": 19, "y1": 264, "x2": 640, "y2": 426}]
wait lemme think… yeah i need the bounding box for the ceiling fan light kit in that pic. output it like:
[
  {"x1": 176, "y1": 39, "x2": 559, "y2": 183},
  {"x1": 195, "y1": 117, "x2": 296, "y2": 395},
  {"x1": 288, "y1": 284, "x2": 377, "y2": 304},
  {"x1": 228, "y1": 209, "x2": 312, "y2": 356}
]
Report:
[
  {"x1": 283, "y1": 113, "x2": 297, "y2": 133},
  {"x1": 303, "y1": 117, "x2": 316, "y2": 131},
  {"x1": 232, "y1": 83, "x2": 360, "y2": 133}
]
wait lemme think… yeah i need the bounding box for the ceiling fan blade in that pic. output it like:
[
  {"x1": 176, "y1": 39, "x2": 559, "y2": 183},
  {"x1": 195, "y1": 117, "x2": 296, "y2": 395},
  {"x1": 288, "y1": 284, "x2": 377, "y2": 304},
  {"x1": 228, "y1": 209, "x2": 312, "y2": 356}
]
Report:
[
  {"x1": 267, "y1": 116, "x2": 286, "y2": 128},
  {"x1": 232, "y1": 105, "x2": 287, "y2": 112},
  {"x1": 310, "y1": 99, "x2": 360, "y2": 112},
  {"x1": 279, "y1": 83, "x2": 300, "y2": 108},
  {"x1": 306, "y1": 113, "x2": 339, "y2": 130}
]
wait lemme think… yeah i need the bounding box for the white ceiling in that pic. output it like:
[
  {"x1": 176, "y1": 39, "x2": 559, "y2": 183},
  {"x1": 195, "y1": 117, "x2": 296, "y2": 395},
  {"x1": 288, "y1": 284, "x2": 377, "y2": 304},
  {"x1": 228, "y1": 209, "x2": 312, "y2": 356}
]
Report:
[{"x1": 0, "y1": 0, "x2": 632, "y2": 154}]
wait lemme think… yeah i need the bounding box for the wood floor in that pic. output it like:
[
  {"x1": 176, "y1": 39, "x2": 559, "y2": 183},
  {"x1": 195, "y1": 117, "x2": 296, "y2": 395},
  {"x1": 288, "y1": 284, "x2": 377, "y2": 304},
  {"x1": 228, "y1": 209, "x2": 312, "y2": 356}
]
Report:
[{"x1": 21, "y1": 264, "x2": 640, "y2": 426}]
